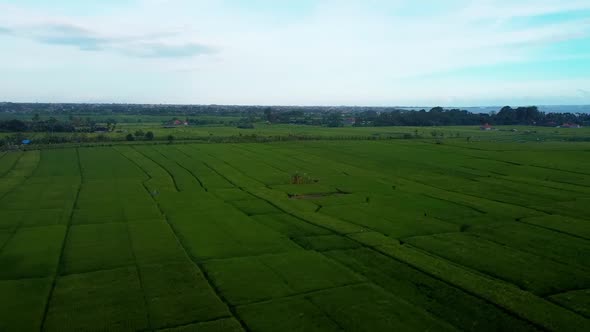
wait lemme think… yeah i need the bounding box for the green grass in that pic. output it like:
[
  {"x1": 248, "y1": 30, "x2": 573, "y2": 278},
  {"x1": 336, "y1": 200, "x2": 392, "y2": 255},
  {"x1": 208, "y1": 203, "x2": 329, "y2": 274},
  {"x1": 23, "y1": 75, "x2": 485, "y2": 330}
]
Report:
[
  {"x1": 404, "y1": 232, "x2": 590, "y2": 295},
  {"x1": 169, "y1": 206, "x2": 299, "y2": 260},
  {"x1": 293, "y1": 234, "x2": 361, "y2": 251},
  {"x1": 61, "y1": 223, "x2": 135, "y2": 274},
  {"x1": 0, "y1": 226, "x2": 66, "y2": 279},
  {"x1": 128, "y1": 221, "x2": 187, "y2": 265},
  {"x1": 0, "y1": 278, "x2": 53, "y2": 331},
  {"x1": 327, "y1": 248, "x2": 538, "y2": 331},
  {"x1": 158, "y1": 318, "x2": 244, "y2": 332},
  {"x1": 306, "y1": 283, "x2": 457, "y2": 332},
  {"x1": 469, "y1": 222, "x2": 590, "y2": 268},
  {"x1": 44, "y1": 267, "x2": 149, "y2": 332},
  {"x1": 250, "y1": 213, "x2": 331, "y2": 237},
  {"x1": 203, "y1": 251, "x2": 363, "y2": 305},
  {"x1": 375, "y1": 244, "x2": 590, "y2": 331},
  {"x1": 1, "y1": 128, "x2": 589, "y2": 331},
  {"x1": 139, "y1": 262, "x2": 230, "y2": 329},
  {"x1": 237, "y1": 296, "x2": 341, "y2": 332},
  {"x1": 549, "y1": 289, "x2": 590, "y2": 318}
]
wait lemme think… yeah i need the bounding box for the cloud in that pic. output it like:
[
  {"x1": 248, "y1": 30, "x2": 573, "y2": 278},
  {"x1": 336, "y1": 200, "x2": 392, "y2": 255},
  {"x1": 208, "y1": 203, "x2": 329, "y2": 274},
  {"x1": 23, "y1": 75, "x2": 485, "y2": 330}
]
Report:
[
  {"x1": 1, "y1": 0, "x2": 590, "y2": 105},
  {"x1": 123, "y1": 43, "x2": 215, "y2": 58},
  {"x1": 0, "y1": 22, "x2": 215, "y2": 58},
  {"x1": 31, "y1": 24, "x2": 108, "y2": 50}
]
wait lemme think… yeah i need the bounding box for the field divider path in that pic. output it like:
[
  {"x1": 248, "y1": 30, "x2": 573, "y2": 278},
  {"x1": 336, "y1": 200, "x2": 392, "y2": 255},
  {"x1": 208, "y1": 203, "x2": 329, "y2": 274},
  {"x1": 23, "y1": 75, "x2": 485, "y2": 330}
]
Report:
[
  {"x1": 0, "y1": 152, "x2": 24, "y2": 178},
  {"x1": 115, "y1": 146, "x2": 242, "y2": 329},
  {"x1": 0, "y1": 151, "x2": 40, "y2": 202},
  {"x1": 0, "y1": 151, "x2": 22, "y2": 178},
  {"x1": 406, "y1": 176, "x2": 553, "y2": 216},
  {"x1": 0, "y1": 151, "x2": 43, "y2": 253},
  {"x1": 239, "y1": 183, "x2": 583, "y2": 330},
  {"x1": 545, "y1": 287, "x2": 590, "y2": 299},
  {"x1": 291, "y1": 142, "x2": 578, "y2": 215},
  {"x1": 168, "y1": 146, "x2": 208, "y2": 191},
  {"x1": 195, "y1": 153, "x2": 471, "y2": 324},
  {"x1": 374, "y1": 243, "x2": 590, "y2": 332},
  {"x1": 198, "y1": 152, "x2": 389, "y2": 236},
  {"x1": 121, "y1": 142, "x2": 588, "y2": 331},
  {"x1": 420, "y1": 193, "x2": 487, "y2": 215},
  {"x1": 235, "y1": 281, "x2": 367, "y2": 308},
  {"x1": 153, "y1": 316, "x2": 242, "y2": 332},
  {"x1": 131, "y1": 146, "x2": 181, "y2": 192},
  {"x1": 467, "y1": 231, "x2": 590, "y2": 273},
  {"x1": 494, "y1": 175, "x2": 590, "y2": 195},
  {"x1": 519, "y1": 219, "x2": 590, "y2": 241},
  {"x1": 431, "y1": 144, "x2": 590, "y2": 178},
  {"x1": 40, "y1": 148, "x2": 83, "y2": 332},
  {"x1": 124, "y1": 223, "x2": 153, "y2": 331},
  {"x1": 138, "y1": 181, "x2": 250, "y2": 332}
]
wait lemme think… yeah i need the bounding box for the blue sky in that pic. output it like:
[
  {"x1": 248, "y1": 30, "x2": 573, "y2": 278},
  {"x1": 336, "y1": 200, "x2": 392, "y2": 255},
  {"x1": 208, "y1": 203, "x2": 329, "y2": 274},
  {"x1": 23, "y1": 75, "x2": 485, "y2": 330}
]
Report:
[{"x1": 1, "y1": 0, "x2": 589, "y2": 106}]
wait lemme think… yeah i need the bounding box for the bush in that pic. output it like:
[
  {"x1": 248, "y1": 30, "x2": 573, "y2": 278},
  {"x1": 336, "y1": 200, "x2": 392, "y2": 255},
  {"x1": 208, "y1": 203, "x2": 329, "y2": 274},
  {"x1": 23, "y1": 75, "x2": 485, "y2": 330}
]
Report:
[
  {"x1": 126, "y1": 134, "x2": 135, "y2": 141},
  {"x1": 145, "y1": 131, "x2": 154, "y2": 140}
]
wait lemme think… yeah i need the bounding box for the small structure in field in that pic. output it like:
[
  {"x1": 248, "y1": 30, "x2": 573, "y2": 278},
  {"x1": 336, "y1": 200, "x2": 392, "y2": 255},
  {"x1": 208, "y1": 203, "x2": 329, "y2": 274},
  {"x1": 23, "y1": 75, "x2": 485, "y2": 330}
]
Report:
[
  {"x1": 163, "y1": 119, "x2": 189, "y2": 128},
  {"x1": 480, "y1": 123, "x2": 494, "y2": 131},
  {"x1": 291, "y1": 172, "x2": 317, "y2": 184}
]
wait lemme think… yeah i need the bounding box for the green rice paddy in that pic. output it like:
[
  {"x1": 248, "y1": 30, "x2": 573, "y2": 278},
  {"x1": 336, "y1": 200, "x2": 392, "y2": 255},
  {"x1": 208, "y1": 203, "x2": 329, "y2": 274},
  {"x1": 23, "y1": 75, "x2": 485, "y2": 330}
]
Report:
[{"x1": 0, "y1": 133, "x2": 589, "y2": 331}]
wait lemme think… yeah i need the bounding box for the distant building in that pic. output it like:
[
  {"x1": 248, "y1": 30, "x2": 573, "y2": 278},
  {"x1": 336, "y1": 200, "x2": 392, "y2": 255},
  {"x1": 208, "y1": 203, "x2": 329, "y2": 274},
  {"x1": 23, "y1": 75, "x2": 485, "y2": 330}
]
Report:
[
  {"x1": 558, "y1": 123, "x2": 581, "y2": 128},
  {"x1": 173, "y1": 119, "x2": 189, "y2": 126},
  {"x1": 480, "y1": 123, "x2": 494, "y2": 131}
]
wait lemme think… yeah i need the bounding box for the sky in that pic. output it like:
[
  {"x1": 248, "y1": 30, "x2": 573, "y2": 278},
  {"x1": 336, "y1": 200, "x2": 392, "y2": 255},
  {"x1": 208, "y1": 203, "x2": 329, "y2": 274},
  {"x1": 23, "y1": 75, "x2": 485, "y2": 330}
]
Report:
[{"x1": 0, "y1": 0, "x2": 589, "y2": 106}]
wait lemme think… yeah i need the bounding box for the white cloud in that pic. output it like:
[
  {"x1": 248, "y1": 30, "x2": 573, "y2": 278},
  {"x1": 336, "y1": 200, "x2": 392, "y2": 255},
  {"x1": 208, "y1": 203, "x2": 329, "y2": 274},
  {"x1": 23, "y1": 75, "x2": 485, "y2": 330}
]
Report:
[{"x1": 0, "y1": 0, "x2": 589, "y2": 104}]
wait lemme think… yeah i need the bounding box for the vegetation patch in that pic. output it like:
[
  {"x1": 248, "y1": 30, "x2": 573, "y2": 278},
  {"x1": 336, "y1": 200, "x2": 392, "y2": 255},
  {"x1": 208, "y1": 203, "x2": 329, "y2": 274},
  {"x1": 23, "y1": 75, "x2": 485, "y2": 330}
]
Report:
[{"x1": 44, "y1": 267, "x2": 149, "y2": 332}]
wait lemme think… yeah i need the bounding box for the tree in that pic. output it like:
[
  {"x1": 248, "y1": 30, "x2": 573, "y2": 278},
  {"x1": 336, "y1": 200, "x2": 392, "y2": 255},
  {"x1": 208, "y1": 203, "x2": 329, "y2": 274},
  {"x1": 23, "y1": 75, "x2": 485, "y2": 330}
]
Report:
[
  {"x1": 104, "y1": 118, "x2": 117, "y2": 132},
  {"x1": 263, "y1": 107, "x2": 275, "y2": 122},
  {"x1": 134, "y1": 130, "x2": 145, "y2": 138},
  {"x1": 32, "y1": 113, "x2": 40, "y2": 122},
  {"x1": 167, "y1": 135, "x2": 175, "y2": 144},
  {"x1": 325, "y1": 112, "x2": 343, "y2": 127},
  {"x1": 145, "y1": 131, "x2": 154, "y2": 140},
  {"x1": 126, "y1": 133, "x2": 135, "y2": 141},
  {"x1": 2, "y1": 119, "x2": 27, "y2": 132}
]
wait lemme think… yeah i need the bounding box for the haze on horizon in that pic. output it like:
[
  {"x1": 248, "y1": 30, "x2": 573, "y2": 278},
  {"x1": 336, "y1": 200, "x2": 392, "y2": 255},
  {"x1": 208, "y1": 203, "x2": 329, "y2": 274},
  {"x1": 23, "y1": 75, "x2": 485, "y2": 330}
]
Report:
[{"x1": 1, "y1": 0, "x2": 589, "y2": 107}]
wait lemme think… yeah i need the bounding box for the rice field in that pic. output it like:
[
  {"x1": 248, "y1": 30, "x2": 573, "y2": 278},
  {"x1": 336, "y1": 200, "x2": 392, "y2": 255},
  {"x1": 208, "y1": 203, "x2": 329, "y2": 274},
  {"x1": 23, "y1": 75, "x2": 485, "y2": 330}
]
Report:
[{"x1": 0, "y1": 137, "x2": 589, "y2": 331}]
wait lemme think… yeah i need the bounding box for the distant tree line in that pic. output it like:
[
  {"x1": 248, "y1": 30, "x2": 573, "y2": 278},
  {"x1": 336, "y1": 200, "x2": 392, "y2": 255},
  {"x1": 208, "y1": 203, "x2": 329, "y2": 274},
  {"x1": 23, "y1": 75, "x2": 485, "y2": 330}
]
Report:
[
  {"x1": 350, "y1": 106, "x2": 590, "y2": 127},
  {"x1": 0, "y1": 118, "x2": 77, "y2": 132},
  {"x1": 1, "y1": 103, "x2": 589, "y2": 130}
]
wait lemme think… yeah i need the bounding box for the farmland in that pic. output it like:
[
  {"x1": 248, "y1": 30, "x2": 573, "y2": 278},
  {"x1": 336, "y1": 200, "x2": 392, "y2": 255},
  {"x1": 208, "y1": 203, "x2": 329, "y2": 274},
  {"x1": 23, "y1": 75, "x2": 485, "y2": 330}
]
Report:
[{"x1": 1, "y1": 133, "x2": 589, "y2": 331}]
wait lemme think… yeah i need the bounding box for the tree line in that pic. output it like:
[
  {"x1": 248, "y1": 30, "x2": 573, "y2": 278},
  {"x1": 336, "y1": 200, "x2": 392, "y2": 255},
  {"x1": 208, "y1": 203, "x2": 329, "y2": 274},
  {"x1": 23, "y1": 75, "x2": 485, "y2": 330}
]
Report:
[
  {"x1": 1, "y1": 105, "x2": 589, "y2": 132},
  {"x1": 337, "y1": 106, "x2": 588, "y2": 127}
]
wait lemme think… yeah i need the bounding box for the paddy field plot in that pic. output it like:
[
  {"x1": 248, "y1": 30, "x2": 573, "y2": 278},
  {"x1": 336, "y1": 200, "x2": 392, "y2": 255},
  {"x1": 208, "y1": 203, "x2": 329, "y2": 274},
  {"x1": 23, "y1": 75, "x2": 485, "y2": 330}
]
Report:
[{"x1": 0, "y1": 139, "x2": 589, "y2": 331}]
